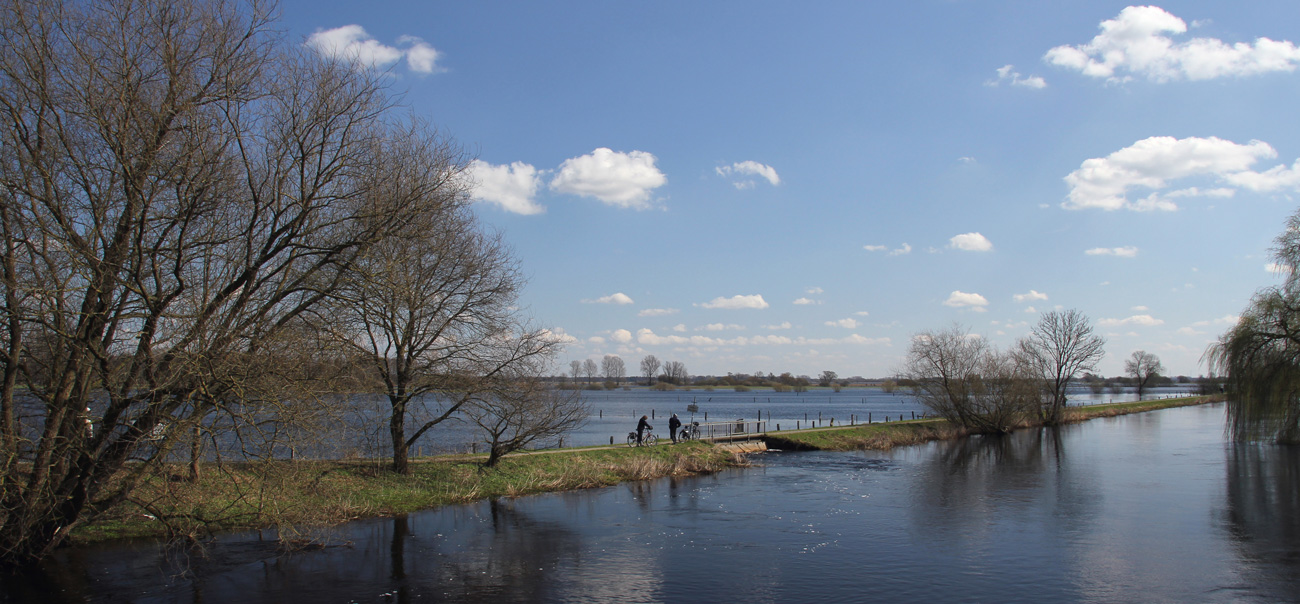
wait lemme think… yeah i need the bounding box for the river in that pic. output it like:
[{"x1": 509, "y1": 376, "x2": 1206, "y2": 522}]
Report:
[{"x1": 5, "y1": 401, "x2": 1296, "y2": 603}]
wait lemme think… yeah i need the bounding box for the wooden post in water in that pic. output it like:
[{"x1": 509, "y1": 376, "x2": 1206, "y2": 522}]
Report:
[
  {"x1": 797, "y1": 421, "x2": 800, "y2": 430},
  {"x1": 869, "y1": 412, "x2": 872, "y2": 423}
]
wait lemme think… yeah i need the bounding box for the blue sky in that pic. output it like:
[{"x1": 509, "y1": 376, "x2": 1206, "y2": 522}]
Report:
[{"x1": 281, "y1": 1, "x2": 1300, "y2": 378}]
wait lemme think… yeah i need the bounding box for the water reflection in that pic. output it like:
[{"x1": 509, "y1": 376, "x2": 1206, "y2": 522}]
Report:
[
  {"x1": 1222, "y1": 442, "x2": 1300, "y2": 600},
  {"x1": 5, "y1": 404, "x2": 1300, "y2": 603}
]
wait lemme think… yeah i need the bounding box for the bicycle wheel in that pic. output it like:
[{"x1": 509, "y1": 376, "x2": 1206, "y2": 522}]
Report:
[
  {"x1": 626, "y1": 433, "x2": 638, "y2": 447},
  {"x1": 645, "y1": 433, "x2": 658, "y2": 446}
]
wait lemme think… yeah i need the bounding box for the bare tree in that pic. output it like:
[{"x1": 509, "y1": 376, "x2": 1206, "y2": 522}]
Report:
[
  {"x1": 661, "y1": 361, "x2": 689, "y2": 385},
  {"x1": 463, "y1": 378, "x2": 587, "y2": 467},
  {"x1": 818, "y1": 370, "x2": 838, "y2": 387},
  {"x1": 601, "y1": 355, "x2": 625, "y2": 386},
  {"x1": 1017, "y1": 309, "x2": 1105, "y2": 424},
  {"x1": 582, "y1": 358, "x2": 598, "y2": 384},
  {"x1": 640, "y1": 355, "x2": 660, "y2": 386},
  {"x1": 570, "y1": 360, "x2": 582, "y2": 381},
  {"x1": 319, "y1": 125, "x2": 565, "y2": 474},
  {"x1": 900, "y1": 325, "x2": 1035, "y2": 433},
  {"x1": 0, "y1": 0, "x2": 420, "y2": 562},
  {"x1": 1125, "y1": 351, "x2": 1164, "y2": 400}
]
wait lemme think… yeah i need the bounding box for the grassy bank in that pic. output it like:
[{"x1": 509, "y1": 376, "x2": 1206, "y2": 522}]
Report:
[
  {"x1": 765, "y1": 395, "x2": 1222, "y2": 452},
  {"x1": 75, "y1": 442, "x2": 745, "y2": 546},
  {"x1": 73, "y1": 396, "x2": 1218, "y2": 548}
]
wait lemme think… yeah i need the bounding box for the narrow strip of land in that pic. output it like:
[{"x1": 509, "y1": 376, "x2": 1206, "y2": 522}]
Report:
[{"x1": 76, "y1": 395, "x2": 1220, "y2": 548}]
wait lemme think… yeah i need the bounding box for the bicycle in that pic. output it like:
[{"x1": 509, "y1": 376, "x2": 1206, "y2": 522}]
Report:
[
  {"x1": 626, "y1": 431, "x2": 658, "y2": 447},
  {"x1": 678, "y1": 422, "x2": 701, "y2": 442}
]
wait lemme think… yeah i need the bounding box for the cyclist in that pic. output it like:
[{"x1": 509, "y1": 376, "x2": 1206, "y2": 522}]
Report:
[{"x1": 636, "y1": 415, "x2": 652, "y2": 445}]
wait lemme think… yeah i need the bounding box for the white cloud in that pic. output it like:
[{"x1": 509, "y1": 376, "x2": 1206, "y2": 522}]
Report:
[
  {"x1": 854, "y1": 311, "x2": 870, "y2": 316},
  {"x1": 806, "y1": 287, "x2": 824, "y2": 295},
  {"x1": 825, "y1": 318, "x2": 860, "y2": 329},
  {"x1": 793, "y1": 297, "x2": 820, "y2": 306},
  {"x1": 549, "y1": 148, "x2": 667, "y2": 209},
  {"x1": 889, "y1": 243, "x2": 913, "y2": 256},
  {"x1": 611, "y1": 329, "x2": 633, "y2": 344},
  {"x1": 672, "y1": 324, "x2": 687, "y2": 332},
  {"x1": 716, "y1": 161, "x2": 781, "y2": 186},
  {"x1": 1099, "y1": 314, "x2": 1164, "y2": 327},
  {"x1": 633, "y1": 328, "x2": 887, "y2": 348},
  {"x1": 699, "y1": 323, "x2": 745, "y2": 332},
  {"x1": 588, "y1": 336, "x2": 605, "y2": 345},
  {"x1": 1062, "y1": 136, "x2": 1277, "y2": 211},
  {"x1": 1267, "y1": 262, "x2": 1294, "y2": 274},
  {"x1": 863, "y1": 244, "x2": 888, "y2": 252},
  {"x1": 1024, "y1": 306, "x2": 1039, "y2": 313},
  {"x1": 1045, "y1": 6, "x2": 1300, "y2": 83},
  {"x1": 1132, "y1": 305, "x2": 1149, "y2": 311},
  {"x1": 1176, "y1": 326, "x2": 1204, "y2": 336},
  {"x1": 1013, "y1": 290, "x2": 1049, "y2": 303},
  {"x1": 638, "y1": 308, "x2": 679, "y2": 317},
  {"x1": 541, "y1": 328, "x2": 577, "y2": 344},
  {"x1": 949, "y1": 232, "x2": 993, "y2": 252},
  {"x1": 397, "y1": 35, "x2": 444, "y2": 73},
  {"x1": 1086, "y1": 246, "x2": 1139, "y2": 257},
  {"x1": 306, "y1": 25, "x2": 444, "y2": 74},
  {"x1": 988, "y1": 64, "x2": 1047, "y2": 88},
  {"x1": 763, "y1": 322, "x2": 793, "y2": 330},
  {"x1": 700, "y1": 294, "x2": 769, "y2": 310},
  {"x1": 583, "y1": 292, "x2": 634, "y2": 305},
  {"x1": 1192, "y1": 315, "x2": 1240, "y2": 327},
  {"x1": 943, "y1": 291, "x2": 989, "y2": 311},
  {"x1": 467, "y1": 160, "x2": 544, "y2": 215}
]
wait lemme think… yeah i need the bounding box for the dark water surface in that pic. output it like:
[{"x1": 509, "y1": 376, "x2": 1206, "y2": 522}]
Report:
[{"x1": 6, "y1": 402, "x2": 1298, "y2": 603}]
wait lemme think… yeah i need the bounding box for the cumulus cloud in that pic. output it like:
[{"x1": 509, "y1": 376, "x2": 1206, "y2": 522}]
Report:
[
  {"x1": 638, "y1": 308, "x2": 679, "y2": 317},
  {"x1": 793, "y1": 297, "x2": 819, "y2": 306},
  {"x1": 1062, "y1": 136, "x2": 1281, "y2": 211},
  {"x1": 306, "y1": 25, "x2": 444, "y2": 74},
  {"x1": 1086, "y1": 246, "x2": 1139, "y2": 257},
  {"x1": 634, "y1": 328, "x2": 886, "y2": 348},
  {"x1": 1099, "y1": 314, "x2": 1164, "y2": 327},
  {"x1": 699, "y1": 323, "x2": 745, "y2": 332},
  {"x1": 716, "y1": 161, "x2": 781, "y2": 187},
  {"x1": 763, "y1": 322, "x2": 793, "y2": 330},
  {"x1": 943, "y1": 291, "x2": 989, "y2": 311},
  {"x1": 467, "y1": 160, "x2": 544, "y2": 215},
  {"x1": 825, "y1": 318, "x2": 860, "y2": 329},
  {"x1": 1013, "y1": 290, "x2": 1049, "y2": 303},
  {"x1": 700, "y1": 294, "x2": 769, "y2": 310},
  {"x1": 611, "y1": 329, "x2": 633, "y2": 344},
  {"x1": 949, "y1": 232, "x2": 994, "y2": 252},
  {"x1": 540, "y1": 328, "x2": 577, "y2": 344},
  {"x1": 583, "y1": 292, "x2": 634, "y2": 305},
  {"x1": 550, "y1": 148, "x2": 667, "y2": 209},
  {"x1": 1045, "y1": 6, "x2": 1300, "y2": 83},
  {"x1": 863, "y1": 244, "x2": 888, "y2": 252},
  {"x1": 988, "y1": 64, "x2": 1047, "y2": 88},
  {"x1": 889, "y1": 243, "x2": 913, "y2": 256}
]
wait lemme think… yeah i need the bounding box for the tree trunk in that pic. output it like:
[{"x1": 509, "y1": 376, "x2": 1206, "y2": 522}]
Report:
[{"x1": 390, "y1": 397, "x2": 409, "y2": 474}]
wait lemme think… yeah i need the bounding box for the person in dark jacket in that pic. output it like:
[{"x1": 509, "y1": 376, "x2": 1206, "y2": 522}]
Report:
[
  {"x1": 668, "y1": 413, "x2": 682, "y2": 443},
  {"x1": 636, "y1": 415, "x2": 652, "y2": 445}
]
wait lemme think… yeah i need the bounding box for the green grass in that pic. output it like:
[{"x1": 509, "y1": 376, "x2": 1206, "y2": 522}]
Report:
[{"x1": 73, "y1": 441, "x2": 744, "y2": 546}]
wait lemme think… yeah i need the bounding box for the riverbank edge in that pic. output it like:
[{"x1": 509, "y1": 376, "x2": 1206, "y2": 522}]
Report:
[
  {"x1": 764, "y1": 395, "x2": 1223, "y2": 451},
  {"x1": 72, "y1": 395, "x2": 1218, "y2": 548},
  {"x1": 71, "y1": 440, "x2": 748, "y2": 547}
]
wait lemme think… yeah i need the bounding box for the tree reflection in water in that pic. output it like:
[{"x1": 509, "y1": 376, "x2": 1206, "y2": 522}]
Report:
[{"x1": 1222, "y1": 442, "x2": 1300, "y2": 598}]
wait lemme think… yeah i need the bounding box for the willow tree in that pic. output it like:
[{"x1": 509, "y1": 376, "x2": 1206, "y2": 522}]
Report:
[
  {"x1": 1208, "y1": 210, "x2": 1300, "y2": 443},
  {"x1": 0, "y1": 0, "x2": 413, "y2": 563}
]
